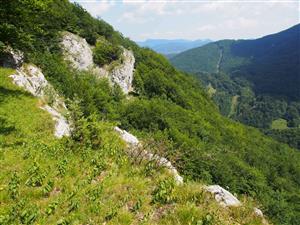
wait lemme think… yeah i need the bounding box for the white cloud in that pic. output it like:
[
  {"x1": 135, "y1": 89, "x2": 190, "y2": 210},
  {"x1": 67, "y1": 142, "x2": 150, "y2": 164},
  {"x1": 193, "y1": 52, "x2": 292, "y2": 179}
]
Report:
[
  {"x1": 73, "y1": 0, "x2": 114, "y2": 17},
  {"x1": 74, "y1": 0, "x2": 299, "y2": 41}
]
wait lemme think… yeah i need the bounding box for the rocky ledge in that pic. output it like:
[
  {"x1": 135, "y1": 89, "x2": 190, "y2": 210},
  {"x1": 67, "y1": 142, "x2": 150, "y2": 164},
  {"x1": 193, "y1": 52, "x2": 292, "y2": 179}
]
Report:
[{"x1": 61, "y1": 32, "x2": 135, "y2": 94}]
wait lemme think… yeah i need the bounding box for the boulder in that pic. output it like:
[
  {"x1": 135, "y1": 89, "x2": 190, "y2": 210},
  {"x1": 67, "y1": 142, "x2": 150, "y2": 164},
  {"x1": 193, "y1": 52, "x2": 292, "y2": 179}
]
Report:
[
  {"x1": 114, "y1": 126, "x2": 139, "y2": 146},
  {"x1": 205, "y1": 185, "x2": 241, "y2": 207},
  {"x1": 41, "y1": 105, "x2": 70, "y2": 138},
  {"x1": 1, "y1": 46, "x2": 24, "y2": 68},
  {"x1": 254, "y1": 207, "x2": 264, "y2": 217},
  {"x1": 10, "y1": 65, "x2": 48, "y2": 97}
]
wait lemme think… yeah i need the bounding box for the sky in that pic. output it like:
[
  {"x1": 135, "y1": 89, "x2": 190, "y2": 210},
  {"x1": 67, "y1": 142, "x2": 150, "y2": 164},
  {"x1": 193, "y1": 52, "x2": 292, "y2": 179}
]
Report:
[{"x1": 72, "y1": 0, "x2": 300, "y2": 41}]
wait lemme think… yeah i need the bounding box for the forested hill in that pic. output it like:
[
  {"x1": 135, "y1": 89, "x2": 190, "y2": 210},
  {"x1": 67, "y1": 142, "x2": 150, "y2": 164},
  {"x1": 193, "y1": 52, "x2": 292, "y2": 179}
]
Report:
[
  {"x1": 171, "y1": 25, "x2": 300, "y2": 150},
  {"x1": 171, "y1": 24, "x2": 300, "y2": 101},
  {"x1": 1, "y1": 1, "x2": 300, "y2": 224}
]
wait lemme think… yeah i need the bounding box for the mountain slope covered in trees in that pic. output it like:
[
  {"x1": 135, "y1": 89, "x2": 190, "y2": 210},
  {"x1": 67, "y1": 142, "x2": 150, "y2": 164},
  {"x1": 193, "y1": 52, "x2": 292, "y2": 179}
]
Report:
[
  {"x1": 171, "y1": 24, "x2": 300, "y2": 100},
  {"x1": 1, "y1": 1, "x2": 300, "y2": 224},
  {"x1": 171, "y1": 24, "x2": 300, "y2": 149}
]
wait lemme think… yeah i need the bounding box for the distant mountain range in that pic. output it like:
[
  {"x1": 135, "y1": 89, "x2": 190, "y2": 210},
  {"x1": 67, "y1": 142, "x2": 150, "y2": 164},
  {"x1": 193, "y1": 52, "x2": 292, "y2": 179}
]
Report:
[
  {"x1": 137, "y1": 39, "x2": 211, "y2": 55},
  {"x1": 171, "y1": 24, "x2": 300, "y2": 149}
]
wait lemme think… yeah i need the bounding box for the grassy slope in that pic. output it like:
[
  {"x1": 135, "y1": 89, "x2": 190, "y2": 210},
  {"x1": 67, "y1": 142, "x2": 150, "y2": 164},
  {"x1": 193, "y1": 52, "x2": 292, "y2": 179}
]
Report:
[{"x1": 0, "y1": 67, "x2": 265, "y2": 224}]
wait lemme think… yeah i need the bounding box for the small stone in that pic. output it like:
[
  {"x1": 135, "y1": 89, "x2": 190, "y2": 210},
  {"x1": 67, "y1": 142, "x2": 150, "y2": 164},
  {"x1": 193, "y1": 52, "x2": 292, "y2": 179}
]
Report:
[
  {"x1": 254, "y1": 207, "x2": 264, "y2": 217},
  {"x1": 205, "y1": 185, "x2": 241, "y2": 207}
]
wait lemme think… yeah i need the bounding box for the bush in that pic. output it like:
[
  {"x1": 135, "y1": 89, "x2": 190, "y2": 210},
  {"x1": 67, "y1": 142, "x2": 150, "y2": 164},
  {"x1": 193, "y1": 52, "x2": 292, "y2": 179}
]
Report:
[
  {"x1": 93, "y1": 37, "x2": 122, "y2": 66},
  {"x1": 152, "y1": 178, "x2": 175, "y2": 204}
]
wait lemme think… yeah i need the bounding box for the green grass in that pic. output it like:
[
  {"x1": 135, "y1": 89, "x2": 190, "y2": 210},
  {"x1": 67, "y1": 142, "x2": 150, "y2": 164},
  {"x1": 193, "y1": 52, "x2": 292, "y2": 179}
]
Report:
[
  {"x1": 0, "y1": 67, "x2": 267, "y2": 224},
  {"x1": 271, "y1": 118, "x2": 288, "y2": 130},
  {"x1": 0, "y1": 67, "x2": 55, "y2": 146}
]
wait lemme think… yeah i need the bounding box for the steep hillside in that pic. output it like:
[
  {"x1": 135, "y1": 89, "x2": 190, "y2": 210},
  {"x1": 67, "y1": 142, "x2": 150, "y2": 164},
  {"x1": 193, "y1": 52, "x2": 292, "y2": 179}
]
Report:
[
  {"x1": 171, "y1": 25, "x2": 300, "y2": 149},
  {"x1": 1, "y1": 1, "x2": 300, "y2": 224},
  {"x1": 137, "y1": 39, "x2": 211, "y2": 55},
  {"x1": 3, "y1": 68, "x2": 267, "y2": 225}
]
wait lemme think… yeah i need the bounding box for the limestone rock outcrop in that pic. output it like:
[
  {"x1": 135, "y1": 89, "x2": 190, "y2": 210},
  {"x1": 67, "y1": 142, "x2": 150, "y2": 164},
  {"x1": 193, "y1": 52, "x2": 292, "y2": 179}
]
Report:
[
  {"x1": 61, "y1": 32, "x2": 94, "y2": 70},
  {"x1": 61, "y1": 32, "x2": 135, "y2": 94},
  {"x1": 205, "y1": 185, "x2": 241, "y2": 207},
  {"x1": 114, "y1": 127, "x2": 183, "y2": 184},
  {"x1": 109, "y1": 49, "x2": 135, "y2": 94},
  {"x1": 10, "y1": 64, "x2": 71, "y2": 138},
  {"x1": 10, "y1": 65, "x2": 48, "y2": 97}
]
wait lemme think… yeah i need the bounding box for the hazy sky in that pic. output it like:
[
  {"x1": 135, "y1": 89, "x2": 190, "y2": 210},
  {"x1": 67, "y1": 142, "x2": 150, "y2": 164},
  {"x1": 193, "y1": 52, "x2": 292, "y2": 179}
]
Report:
[{"x1": 72, "y1": 0, "x2": 300, "y2": 41}]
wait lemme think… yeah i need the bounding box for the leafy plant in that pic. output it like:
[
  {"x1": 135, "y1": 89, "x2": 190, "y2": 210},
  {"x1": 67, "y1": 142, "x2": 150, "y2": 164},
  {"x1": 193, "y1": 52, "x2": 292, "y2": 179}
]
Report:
[
  {"x1": 93, "y1": 37, "x2": 122, "y2": 66},
  {"x1": 42, "y1": 180, "x2": 54, "y2": 196},
  {"x1": 25, "y1": 162, "x2": 45, "y2": 187},
  {"x1": 68, "y1": 199, "x2": 79, "y2": 212},
  {"x1": 8, "y1": 172, "x2": 20, "y2": 200},
  {"x1": 57, "y1": 159, "x2": 68, "y2": 176},
  {"x1": 45, "y1": 201, "x2": 58, "y2": 215},
  {"x1": 20, "y1": 205, "x2": 39, "y2": 225},
  {"x1": 152, "y1": 178, "x2": 175, "y2": 204},
  {"x1": 130, "y1": 198, "x2": 142, "y2": 213}
]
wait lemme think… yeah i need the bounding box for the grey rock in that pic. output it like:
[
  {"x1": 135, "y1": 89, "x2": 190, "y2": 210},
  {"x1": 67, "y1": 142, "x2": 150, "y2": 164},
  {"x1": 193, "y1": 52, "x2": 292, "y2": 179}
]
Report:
[
  {"x1": 61, "y1": 32, "x2": 135, "y2": 94},
  {"x1": 205, "y1": 185, "x2": 241, "y2": 207},
  {"x1": 61, "y1": 32, "x2": 94, "y2": 70},
  {"x1": 10, "y1": 65, "x2": 48, "y2": 97},
  {"x1": 110, "y1": 49, "x2": 135, "y2": 94},
  {"x1": 41, "y1": 105, "x2": 70, "y2": 138},
  {"x1": 10, "y1": 64, "x2": 70, "y2": 138},
  {"x1": 254, "y1": 207, "x2": 264, "y2": 217},
  {"x1": 1, "y1": 46, "x2": 24, "y2": 68}
]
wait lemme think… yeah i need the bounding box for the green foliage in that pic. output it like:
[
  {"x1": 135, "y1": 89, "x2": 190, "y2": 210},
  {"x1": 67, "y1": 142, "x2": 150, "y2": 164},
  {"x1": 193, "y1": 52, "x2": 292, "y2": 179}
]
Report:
[
  {"x1": 45, "y1": 201, "x2": 58, "y2": 215},
  {"x1": 42, "y1": 180, "x2": 54, "y2": 196},
  {"x1": 8, "y1": 172, "x2": 20, "y2": 200},
  {"x1": 171, "y1": 26, "x2": 300, "y2": 151},
  {"x1": 271, "y1": 118, "x2": 288, "y2": 130},
  {"x1": 171, "y1": 25, "x2": 300, "y2": 101},
  {"x1": 57, "y1": 159, "x2": 68, "y2": 176},
  {"x1": 152, "y1": 178, "x2": 176, "y2": 204},
  {"x1": 25, "y1": 162, "x2": 46, "y2": 187},
  {"x1": 93, "y1": 37, "x2": 122, "y2": 66},
  {"x1": 265, "y1": 128, "x2": 300, "y2": 149}
]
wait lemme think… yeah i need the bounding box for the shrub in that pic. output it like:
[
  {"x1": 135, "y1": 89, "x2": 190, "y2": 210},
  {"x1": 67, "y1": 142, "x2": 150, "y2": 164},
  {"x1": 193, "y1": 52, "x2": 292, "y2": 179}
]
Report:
[
  {"x1": 152, "y1": 178, "x2": 175, "y2": 204},
  {"x1": 93, "y1": 37, "x2": 122, "y2": 66}
]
